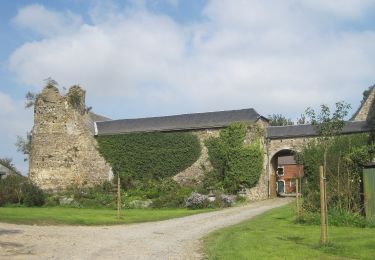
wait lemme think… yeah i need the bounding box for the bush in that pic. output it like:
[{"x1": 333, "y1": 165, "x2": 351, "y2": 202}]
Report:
[
  {"x1": 64, "y1": 182, "x2": 115, "y2": 208},
  {"x1": 44, "y1": 196, "x2": 60, "y2": 207},
  {"x1": 21, "y1": 181, "x2": 45, "y2": 206},
  {"x1": 0, "y1": 175, "x2": 25, "y2": 206},
  {"x1": 185, "y1": 192, "x2": 209, "y2": 209},
  {"x1": 150, "y1": 178, "x2": 193, "y2": 208}
]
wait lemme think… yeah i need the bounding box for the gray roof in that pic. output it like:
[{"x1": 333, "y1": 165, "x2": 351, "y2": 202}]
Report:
[
  {"x1": 83, "y1": 112, "x2": 111, "y2": 134},
  {"x1": 267, "y1": 120, "x2": 370, "y2": 139},
  {"x1": 95, "y1": 108, "x2": 265, "y2": 135}
]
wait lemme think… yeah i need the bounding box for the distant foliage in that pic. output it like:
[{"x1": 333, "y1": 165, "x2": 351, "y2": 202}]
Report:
[
  {"x1": 205, "y1": 123, "x2": 264, "y2": 193},
  {"x1": 268, "y1": 114, "x2": 294, "y2": 126},
  {"x1": 97, "y1": 132, "x2": 201, "y2": 181}
]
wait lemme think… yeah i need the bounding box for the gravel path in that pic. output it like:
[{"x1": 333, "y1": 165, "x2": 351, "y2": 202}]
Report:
[{"x1": 0, "y1": 198, "x2": 291, "y2": 260}]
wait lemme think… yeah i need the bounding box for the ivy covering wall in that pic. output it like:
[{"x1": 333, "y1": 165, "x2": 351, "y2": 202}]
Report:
[
  {"x1": 96, "y1": 132, "x2": 201, "y2": 181},
  {"x1": 204, "y1": 123, "x2": 264, "y2": 193}
]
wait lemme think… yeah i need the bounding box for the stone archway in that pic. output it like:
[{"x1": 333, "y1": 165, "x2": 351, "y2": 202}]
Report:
[{"x1": 269, "y1": 149, "x2": 303, "y2": 197}]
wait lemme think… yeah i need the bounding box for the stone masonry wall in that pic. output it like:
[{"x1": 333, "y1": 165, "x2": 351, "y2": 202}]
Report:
[
  {"x1": 353, "y1": 86, "x2": 375, "y2": 121},
  {"x1": 173, "y1": 122, "x2": 269, "y2": 201},
  {"x1": 173, "y1": 129, "x2": 219, "y2": 187},
  {"x1": 29, "y1": 86, "x2": 112, "y2": 191}
]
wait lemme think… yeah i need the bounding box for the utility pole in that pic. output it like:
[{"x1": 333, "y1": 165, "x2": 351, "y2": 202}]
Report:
[{"x1": 320, "y1": 166, "x2": 327, "y2": 244}]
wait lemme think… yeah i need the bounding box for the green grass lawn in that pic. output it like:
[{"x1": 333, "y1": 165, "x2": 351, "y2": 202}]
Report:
[
  {"x1": 0, "y1": 207, "x2": 214, "y2": 225},
  {"x1": 203, "y1": 204, "x2": 375, "y2": 260}
]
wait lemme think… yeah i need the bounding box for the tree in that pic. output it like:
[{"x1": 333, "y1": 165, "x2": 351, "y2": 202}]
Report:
[
  {"x1": 16, "y1": 132, "x2": 32, "y2": 161},
  {"x1": 268, "y1": 114, "x2": 294, "y2": 126},
  {"x1": 25, "y1": 91, "x2": 36, "y2": 109},
  {"x1": 305, "y1": 101, "x2": 351, "y2": 169},
  {"x1": 304, "y1": 101, "x2": 351, "y2": 244},
  {"x1": 296, "y1": 114, "x2": 307, "y2": 125},
  {"x1": 0, "y1": 158, "x2": 21, "y2": 174}
]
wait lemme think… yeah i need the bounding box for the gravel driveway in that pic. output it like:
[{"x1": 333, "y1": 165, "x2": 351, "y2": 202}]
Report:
[{"x1": 0, "y1": 198, "x2": 291, "y2": 259}]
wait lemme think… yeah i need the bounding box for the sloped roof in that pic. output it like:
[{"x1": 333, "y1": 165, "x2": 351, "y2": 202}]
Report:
[
  {"x1": 83, "y1": 112, "x2": 111, "y2": 134},
  {"x1": 95, "y1": 108, "x2": 266, "y2": 135},
  {"x1": 267, "y1": 120, "x2": 370, "y2": 139}
]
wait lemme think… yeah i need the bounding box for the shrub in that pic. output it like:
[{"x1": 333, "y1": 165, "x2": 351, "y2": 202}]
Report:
[
  {"x1": 21, "y1": 181, "x2": 45, "y2": 206},
  {"x1": 0, "y1": 175, "x2": 24, "y2": 206},
  {"x1": 185, "y1": 192, "x2": 209, "y2": 209},
  {"x1": 64, "y1": 182, "x2": 115, "y2": 208},
  {"x1": 150, "y1": 178, "x2": 193, "y2": 208}
]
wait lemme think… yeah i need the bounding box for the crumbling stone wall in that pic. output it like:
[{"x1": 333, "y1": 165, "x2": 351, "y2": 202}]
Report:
[
  {"x1": 29, "y1": 85, "x2": 112, "y2": 191},
  {"x1": 353, "y1": 86, "x2": 375, "y2": 121}
]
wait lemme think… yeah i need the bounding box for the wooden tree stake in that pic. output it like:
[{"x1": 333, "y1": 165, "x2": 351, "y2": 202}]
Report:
[
  {"x1": 117, "y1": 174, "x2": 121, "y2": 219},
  {"x1": 320, "y1": 166, "x2": 327, "y2": 244}
]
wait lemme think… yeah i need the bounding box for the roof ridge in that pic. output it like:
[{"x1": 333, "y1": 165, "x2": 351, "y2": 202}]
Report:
[{"x1": 100, "y1": 108, "x2": 257, "y2": 123}]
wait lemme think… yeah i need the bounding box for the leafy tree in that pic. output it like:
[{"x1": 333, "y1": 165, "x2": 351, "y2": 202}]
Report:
[
  {"x1": 0, "y1": 158, "x2": 21, "y2": 174},
  {"x1": 268, "y1": 114, "x2": 294, "y2": 126},
  {"x1": 297, "y1": 134, "x2": 371, "y2": 213},
  {"x1": 296, "y1": 114, "x2": 307, "y2": 125},
  {"x1": 304, "y1": 101, "x2": 351, "y2": 172},
  {"x1": 25, "y1": 91, "x2": 36, "y2": 108},
  {"x1": 15, "y1": 132, "x2": 32, "y2": 161}
]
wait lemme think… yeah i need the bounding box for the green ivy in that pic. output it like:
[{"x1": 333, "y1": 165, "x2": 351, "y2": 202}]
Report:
[
  {"x1": 205, "y1": 123, "x2": 264, "y2": 193},
  {"x1": 96, "y1": 132, "x2": 201, "y2": 181}
]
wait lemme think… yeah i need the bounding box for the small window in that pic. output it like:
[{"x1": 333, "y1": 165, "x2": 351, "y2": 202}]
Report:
[
  {"x1": 277, "y1": 167, "x2": 284, "y2": 176},
  {"x1": 0, "y1": 172, "x2": 5, "y2": 180}
]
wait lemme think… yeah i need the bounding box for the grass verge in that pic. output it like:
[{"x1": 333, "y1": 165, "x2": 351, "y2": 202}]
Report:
[
  {"x1": 203, "y1": 204, "x2": 375, "y2": 259},
  {"x1": 0, "y1": 207, "x2": 214, "y2": 225}
]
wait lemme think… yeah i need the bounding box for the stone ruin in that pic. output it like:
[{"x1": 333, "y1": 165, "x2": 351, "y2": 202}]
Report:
[{"x1": 29, "y1": 85, "x2": 112, "y2": 191}]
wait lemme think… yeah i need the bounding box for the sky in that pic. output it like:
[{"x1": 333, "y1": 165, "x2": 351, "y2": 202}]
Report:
[{"x1": 1, "y1": 0, "x2": 375, "y2": 174}]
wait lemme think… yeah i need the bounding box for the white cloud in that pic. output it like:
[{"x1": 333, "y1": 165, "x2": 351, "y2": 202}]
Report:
[
  {"x1": 8, "y1": 1, "x2": 375, "y2": 120},
  {"x1": 12, "y1": 4, "x2": 83, "y2": 37},
  {"x1": 0, "y1": 92, "x2": 16, "y2": 114},
  {"x1": 301, "y1": 0, "x2": 375, "y2": 19}
]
